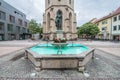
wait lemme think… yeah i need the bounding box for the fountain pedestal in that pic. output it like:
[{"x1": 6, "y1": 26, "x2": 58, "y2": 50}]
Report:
[
  {"x1": 56, "y1": 30, "x2": 64, "y2": 39},
  {"x1": 52, "y1": 30, "x2": 68, "y2": 48}
]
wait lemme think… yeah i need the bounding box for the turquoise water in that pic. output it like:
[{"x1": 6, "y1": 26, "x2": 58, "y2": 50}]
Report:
[{"x1": 30, "y1": 44, "x2": 90, "y2": 55}]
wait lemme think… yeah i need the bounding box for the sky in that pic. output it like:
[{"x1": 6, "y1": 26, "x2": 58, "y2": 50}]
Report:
[{"x1": 3, "y1": 0, "x2": 120, "y2": 26}]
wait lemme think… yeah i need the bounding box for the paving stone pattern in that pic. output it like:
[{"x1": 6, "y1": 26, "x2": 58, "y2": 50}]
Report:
[{"x1": 0, "y1": 49, "x2": 120, "y2": 79}]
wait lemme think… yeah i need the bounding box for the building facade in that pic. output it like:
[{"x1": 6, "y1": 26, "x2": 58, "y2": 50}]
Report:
[
  {"x1": 96, "y1": 17, "x2": 112, "y2": 40},
  {"x1": 95, "y1": 7, "x2": 120, "y2": 41},
  {"x1": 0, "y1": 0, "x2": 29, "y2": 41},
  {"x1": 111, "y1": 7, "x2": 120, "y2": 41},
  {"x1": 43, "y1": 0, "x2": 77, "y2": 40}
]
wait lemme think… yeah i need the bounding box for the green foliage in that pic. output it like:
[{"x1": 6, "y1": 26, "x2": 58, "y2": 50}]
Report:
[
  {"x1": 29, "y1": 19, "x2": 42, "y2": 34},
  {"x1": 78, "y1": 22, "x2": 100, "y2": 38}
]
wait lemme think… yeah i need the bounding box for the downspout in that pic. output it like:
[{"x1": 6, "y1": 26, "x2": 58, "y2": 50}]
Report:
[{"x1": 110, "y1": 17, "x2": 113, "y2": 41}]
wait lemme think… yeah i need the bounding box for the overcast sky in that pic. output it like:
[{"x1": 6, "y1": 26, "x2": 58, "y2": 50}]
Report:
[{"x1": 3, "y1": 0, "x2": 120, "y2": 26}]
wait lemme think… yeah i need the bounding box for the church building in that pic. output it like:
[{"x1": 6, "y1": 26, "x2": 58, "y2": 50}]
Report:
[{"x1": 43, "y1": 0, "x2": 77, "y2": 40}]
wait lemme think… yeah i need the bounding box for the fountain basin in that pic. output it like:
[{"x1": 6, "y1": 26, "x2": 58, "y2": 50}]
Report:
[{"x1": 25, "y1": 44, "x2": 94, "y2": 72}]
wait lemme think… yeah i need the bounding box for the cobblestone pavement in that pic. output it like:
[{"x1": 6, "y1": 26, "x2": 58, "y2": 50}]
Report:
[
  {"x1": 0, "y1": 40, "x2": 120, "y2": 47},
  {"x1": 0, "y1": 49, "x2": 120, "y2": 79},
  {"x1": 73, "y1": 41, "x2": 120, "y2": 48},
  {"x1": 0, "y1": 47, "x2": 24, "y2": 57},
  {"x1": 0, "y1": 40, "x2": 39, "y2": 57},
  {"x1": 0, "y1": 40, "x2": 39, "y2": 47},
  {"x1": 0, "y1": 40, "x2": 120, "y2": 79},
  {"x1": 98, "y1": 48, "x2": 120, "y2": 57}
]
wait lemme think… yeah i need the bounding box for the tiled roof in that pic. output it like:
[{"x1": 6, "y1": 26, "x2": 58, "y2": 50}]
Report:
[
  {"x1": 112, "y1": 7, "x2": 120, "y2": 16},
  {"x1": 95, "y1": 7, "x2": 120, "y2": 23},
  {"x1": 90, "y1": 18, "x2": 98, "y2": 23}
]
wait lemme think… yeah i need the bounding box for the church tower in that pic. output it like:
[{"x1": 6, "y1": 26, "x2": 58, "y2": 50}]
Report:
[{"x1": 43, "y1": 0, "x2": 77, "y2": 40}]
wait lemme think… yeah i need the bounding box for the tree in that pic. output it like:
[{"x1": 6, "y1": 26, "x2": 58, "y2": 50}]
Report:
[
  {"x1": 78, "y1": 22, "x2": 100, "y2": 39},
  {"x1": 29, "y1": 19, "x2": 42, "y2": 34}
]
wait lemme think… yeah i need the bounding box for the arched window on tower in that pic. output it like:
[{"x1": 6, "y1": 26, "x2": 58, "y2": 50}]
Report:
[
  {"x1": 48, "y1": 0, "x2": 50, "y2": 4},
  {"x1": 69, "y1": 13, "x2": 72, "y2": 32},
  {"x1": 47, "y1": 13, "x2": 51, "y2": 32},
  {"x1": 58, "y1": 0, "x2": 61, "y2": 2},
  {"x1": 69, "y1": 0, "x2": 71, "y2": 4}
]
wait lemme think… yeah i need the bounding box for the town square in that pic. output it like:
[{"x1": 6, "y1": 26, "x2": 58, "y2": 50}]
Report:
[{"x1": 0, "y1": 0, "x2": 120, "y2": 80}]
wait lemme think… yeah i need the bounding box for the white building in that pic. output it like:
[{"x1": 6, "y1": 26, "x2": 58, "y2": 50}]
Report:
[
  {"x1": 111, "y1": 7, "x2": 120, "y2": 41},
  {"x1": 95, "y1": 7, "x2": 120, "y2": 41}
]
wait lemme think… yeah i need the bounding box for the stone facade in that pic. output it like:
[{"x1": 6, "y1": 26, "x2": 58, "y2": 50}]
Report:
[
  {"x1": 43, "y1": 0, "x2": 77, "y2": 40},
  {"x1": 25, "y1": 48, "x2": 95, "y2": 72}
]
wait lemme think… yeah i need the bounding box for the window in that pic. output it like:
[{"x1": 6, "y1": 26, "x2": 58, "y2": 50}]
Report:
[
  {"x1": 0, "y1": 11, "x2": 6, "y2": 20},
  {"x1": 0, "y1": 26, "x2": 2, "y2": 30},
  {"x1": 97, "y1": 23, "x2": 99, "y2": 26},
  {"x1": 9, "y1": 15, "x2": 15, "y2": 23},
  {"x1": 0, "y1": 2, "x2": 2, "y2": 6},
  {"x1": 69, "y1": 0, "x2": 71, "y2": 4},
  {"x1": 0, "y1": 26, "x2": 3, "y2": 31},
  {"x1": 58, "y1": 0, "x2": 61, "y2": 2},
  {"x1": 102, "y1": 28, "x2": 104, "y2": 31},
  {"x1": 119, "y1": 15, "x2": 120, "y2": 20},
  {"x1": 0, "y1": 23, "x2": 4, "y2": 31},
  {"x1": 48, "y1": 0, "x2": 50, "y2": 4},
  {"x1": 102, "y1": 20, "x2": 107, "y2": 24},
  {"x1": 27, "y1": 29, "x2": 29, "y2": 33},
  {"x1": 16, "y1": 26, "x2": 21, "y2": 32},
  {"x1": 113, "y1": 16, "x2": 117, "y2": 22},
  {"x1": 24, "y1": 21, "x2": 27, "y2": 27},
  {"x1": 119, "y1": 25, "x2": 120, "y2": 30},
  {"x1": 18, "y1": 19, "x2": 22, "y2": 26},
  {"x1": 14, "y1": 11, "x2": 24, "y2": 17},
  {"x1": 113, "y1": 26, "x2": 117, "y2": 31},
  {"x1": 22, "y1": 27, "x2": 26, "y2": 33},
  {"x1": 0, "y1": 34, "x2": 4, "y2": 41},
  {"x1": 7, "y1": 24, "x2": 13, "y2": 31},
  {"x1": 102, "y1": 27, "x2": 107, "y2": 31}
]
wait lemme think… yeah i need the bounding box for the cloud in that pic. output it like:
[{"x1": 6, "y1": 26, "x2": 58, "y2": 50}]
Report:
[{"x1": 3, "y1": 0, "x2": 120, "y2": 26}]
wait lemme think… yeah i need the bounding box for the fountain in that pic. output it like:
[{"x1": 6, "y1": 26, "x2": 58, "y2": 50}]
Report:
[
  {"x1": 25, "y1": 43, "x2": 94, "y2": 72},
  {"x1": 25, "y1": 37, "x2": 94, "y2": 72},
  {"x1": 25, "y1": 0, "x2": 94, "y2": 72}
]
